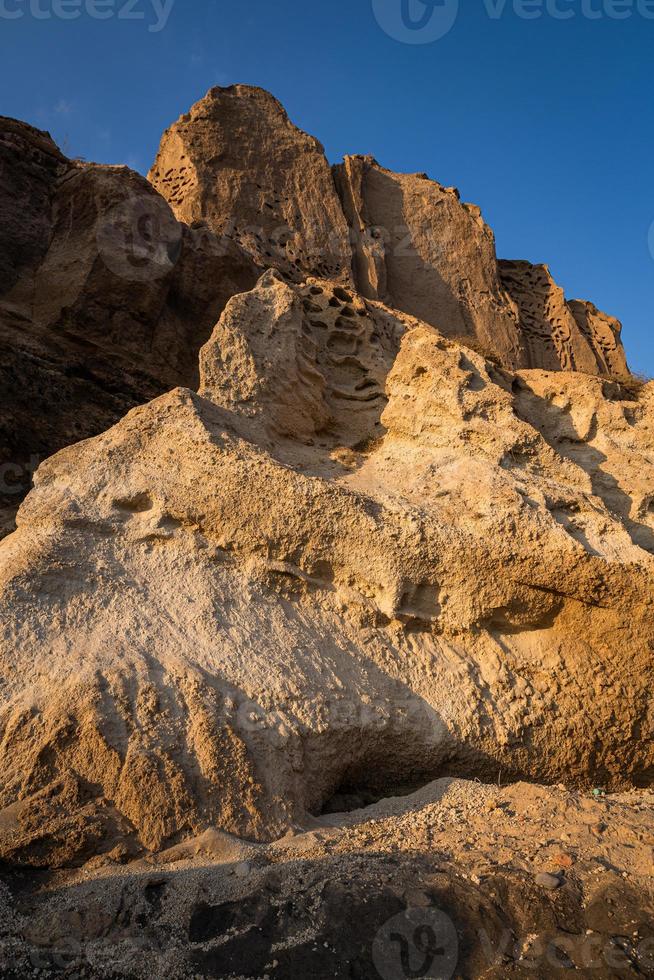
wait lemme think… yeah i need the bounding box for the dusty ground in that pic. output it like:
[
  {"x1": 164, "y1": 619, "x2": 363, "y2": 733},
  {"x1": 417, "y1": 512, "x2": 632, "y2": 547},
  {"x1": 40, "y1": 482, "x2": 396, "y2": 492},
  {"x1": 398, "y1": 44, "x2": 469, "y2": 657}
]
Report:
[{"x1": 1, "y1": 778, "x2": 652, "y2": 979}]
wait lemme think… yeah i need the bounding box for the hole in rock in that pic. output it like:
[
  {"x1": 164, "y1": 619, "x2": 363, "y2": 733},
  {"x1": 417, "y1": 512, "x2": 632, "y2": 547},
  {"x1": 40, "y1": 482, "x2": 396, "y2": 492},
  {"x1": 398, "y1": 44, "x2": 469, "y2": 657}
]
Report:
[
  {"x1": 601, "y1": 380, "x2": 640, "y2": 403},
  {"x1": 333, "y1": 287, "x2": 353, "y2": 303},
  {"x1": 320, "y1": 776, "x2": 435, "y2": 815},
  {"x1": 327, "y1": 333, "x2": 358, "y2": 354},
  {"x1": 113, "y1": 492, "x2": 154, "y2": 514},
  {"x1": 315, "y1": 743, "x2": 528, "y2": 817}
]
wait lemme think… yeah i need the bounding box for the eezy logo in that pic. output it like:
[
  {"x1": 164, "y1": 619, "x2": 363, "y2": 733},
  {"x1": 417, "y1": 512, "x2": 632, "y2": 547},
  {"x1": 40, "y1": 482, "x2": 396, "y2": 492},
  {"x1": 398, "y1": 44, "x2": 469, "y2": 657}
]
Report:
[{"x1": 372, "y1": 0, "x2": 460, "y2": 43}]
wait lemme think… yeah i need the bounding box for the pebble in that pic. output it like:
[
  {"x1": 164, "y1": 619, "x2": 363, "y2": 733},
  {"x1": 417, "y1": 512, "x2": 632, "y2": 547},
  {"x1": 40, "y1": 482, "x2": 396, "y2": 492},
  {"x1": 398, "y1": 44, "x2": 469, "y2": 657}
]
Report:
[
  {"x1": 235, "y1": 862, "x2": 251, "y2": 878},
  {"x1": 404, "y1": 889, "x2": 432, "y2": 908},
  {"x1": 551, "y1": 852, "x2": 574, "y2": 869},
  {"x1": 535, "y1": 872, "x2": 563, "y2": 891}
]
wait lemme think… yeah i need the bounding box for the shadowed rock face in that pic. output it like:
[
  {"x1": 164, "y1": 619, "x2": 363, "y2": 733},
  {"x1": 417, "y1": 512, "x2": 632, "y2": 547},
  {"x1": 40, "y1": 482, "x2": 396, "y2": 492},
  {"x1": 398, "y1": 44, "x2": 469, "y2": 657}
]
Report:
[
  {"x1": 0, "y1": 116, "x2": 259, "y2": 532},
  {"x1": 0, "y1": 117, "x2": 66, "y2": 296},
  {"x1": 334, "y1": 154, "x2": 527, "y2": 369}
]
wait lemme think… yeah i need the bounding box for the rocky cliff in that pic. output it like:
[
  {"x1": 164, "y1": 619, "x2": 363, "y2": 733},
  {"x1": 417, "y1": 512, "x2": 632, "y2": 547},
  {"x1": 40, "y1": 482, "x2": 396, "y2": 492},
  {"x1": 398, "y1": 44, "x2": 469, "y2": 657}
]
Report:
[
  {"x1": 0, "y1": 86, "x2": 650, "y2": 980},
  {"x1": 148, "y1": 86, "x2": 352, "y2": 284},
  {"x1": 0, "y1": 114, "x2": 259, "y2": 535},
  {"x1": 1, "y1": 87, "x2": 631, "y2": 535}
]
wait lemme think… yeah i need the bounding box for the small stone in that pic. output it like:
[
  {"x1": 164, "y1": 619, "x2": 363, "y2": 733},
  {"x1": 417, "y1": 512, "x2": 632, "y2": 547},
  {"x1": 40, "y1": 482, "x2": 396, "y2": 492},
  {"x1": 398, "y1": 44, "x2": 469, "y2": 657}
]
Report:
[
  {"x1": 404, "y1": 889, "x2": 432, "y2": 908},
  {"x1": 235, "y1": 861, "x2": 251, "y2": 878},
  {"x1": 535, "y1": 872, "x2": 563, "y2": 891},
  {"x1": 551, "y1": 852, "x2": 574, "y2": 869}
]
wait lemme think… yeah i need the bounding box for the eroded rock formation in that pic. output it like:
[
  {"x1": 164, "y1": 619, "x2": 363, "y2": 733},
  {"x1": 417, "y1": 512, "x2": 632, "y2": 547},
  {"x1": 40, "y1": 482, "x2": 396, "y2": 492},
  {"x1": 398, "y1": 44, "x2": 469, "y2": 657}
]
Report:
[
  {"x1": 149, "y1": 87, "x2": 630, "y2": 379},
  {"x1": 0, "y1": 264, "x2": 651, "y2": 869},
  {"x1": 499, "y1": 259, "x2": 629, "y2": 376},
  {"x1": 334, "y1": 154, "x2": 527, "y2": 368},
  {"x1": 148, "y1": 85, "x2": 353, "y2": 284},
  {"x1": 0, "y1": 85, "x2": 649, "y2": 979}
]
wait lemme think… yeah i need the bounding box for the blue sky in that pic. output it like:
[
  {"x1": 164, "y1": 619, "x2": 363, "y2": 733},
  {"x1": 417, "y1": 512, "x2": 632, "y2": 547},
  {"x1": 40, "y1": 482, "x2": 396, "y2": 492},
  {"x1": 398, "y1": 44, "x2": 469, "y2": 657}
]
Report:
[{"x1": 1, "y1": 0, "x2": 653, "y2": 373}]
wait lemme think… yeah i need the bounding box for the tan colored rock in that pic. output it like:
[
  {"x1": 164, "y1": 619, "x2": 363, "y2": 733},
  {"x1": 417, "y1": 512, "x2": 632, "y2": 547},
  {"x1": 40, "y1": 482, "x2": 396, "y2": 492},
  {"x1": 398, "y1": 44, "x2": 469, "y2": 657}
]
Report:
[
  {"x1": 148, "y1": 88, "x2": 630, "y2": 379},
  {"x1": 0, "y1": 91, "x2": 646, "y2": 891},
  {"x1": 149, "y1": 85, "x2": 353, "y2": 284},
  {"x1": 568, "y1": 298, "x2": 629, "y2": 376},
  {"x1": 0, "y1": 273, "x2": 651, "y2": 868},
  {"x1": 200, "y1": 270, "x2": 403, "y2": 448},
  {"x1": 334, "y1": 154, "x2": 526, "y2": 368},
  {"x1": 499, "y1": 259, "x2": 629, "y2": 375},
  {"x1": 200, "y1": 269, "x2": 330, "y2": 442}
]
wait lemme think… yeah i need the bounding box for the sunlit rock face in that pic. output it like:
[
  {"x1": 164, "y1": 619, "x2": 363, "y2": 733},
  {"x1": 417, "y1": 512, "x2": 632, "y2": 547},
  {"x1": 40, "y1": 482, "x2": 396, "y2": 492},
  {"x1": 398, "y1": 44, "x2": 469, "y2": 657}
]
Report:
[{"x1": 0, "y1": 88, "x2": 645, "y2": 880}]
